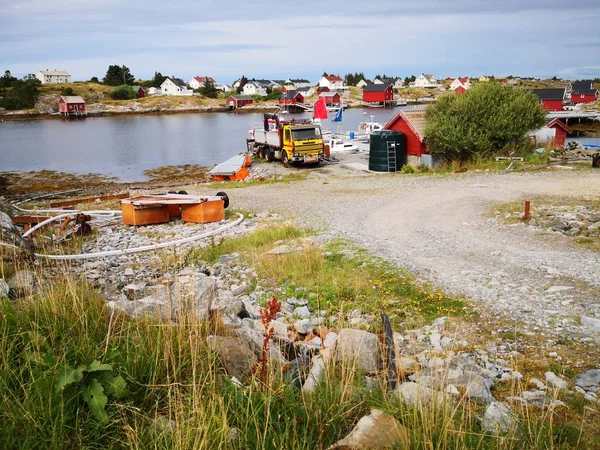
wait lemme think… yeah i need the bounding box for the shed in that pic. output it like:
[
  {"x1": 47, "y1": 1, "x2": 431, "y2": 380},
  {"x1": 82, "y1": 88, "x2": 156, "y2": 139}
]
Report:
[
  {"x1": 454, "y1": 86, "x2": 466, "y2": 95},
  {"x1": 227, "y1": 95, "x2": 253, "y2": 109},
  {"x1": 546, "y1": 119, "x2": 572, "y2": 148},
  {"x1": 131, "y1": 86, "x2": 145, "y2": 98},
  {"x1": 58, "y1": 95, "x2": 86, "y2": 118},
  {"x1": 572, "y1": 80, "x2": 594, "y2": 90},
  {"x1": 383, "y1": 110, "x2": 429, "y2": 167},
  {"x1": 319, "y1": 91, "x2": 341, "y2": 106},
  {"x1": 532, "y1": 89, "x2": 565, "y2": 111},
  {"x1": 571, "y1": 89, "x2": 598, "y2": 104},
  {"x1": 362, "y1": 83, "x2": 394, "y2": 103},
  {"x1": 279, "y1": 90, "x2": 304, "y2": 105},
  {"x1": 317, "y1": 86, "x2": 330, "y2": 94}
]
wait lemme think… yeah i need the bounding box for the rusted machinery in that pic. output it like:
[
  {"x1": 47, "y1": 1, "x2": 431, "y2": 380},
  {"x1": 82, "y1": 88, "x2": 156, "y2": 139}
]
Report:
[{"x1": 120, "y1": 192, "x2": 229, "y2": 226}]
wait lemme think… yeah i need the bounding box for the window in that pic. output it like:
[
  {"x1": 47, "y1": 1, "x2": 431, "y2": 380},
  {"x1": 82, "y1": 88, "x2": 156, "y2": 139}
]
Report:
[{"x1": 284, "y1": 129, "x2": 291, "y2": 141}]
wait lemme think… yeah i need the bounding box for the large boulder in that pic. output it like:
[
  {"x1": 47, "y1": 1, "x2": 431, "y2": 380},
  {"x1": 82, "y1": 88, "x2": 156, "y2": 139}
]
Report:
[
  {"x1": 327, "y1": 409, "x2": 410, "y2": 449},
  {"x1": 575, "y1": 369, "x2": 600, "y2": 393},
  {"x1": 336, "y1": 329, "x2": 380, "y2": 372},
  {"x1": 396, "y1": 382, "x2": 448, "y2": 407},
  {"x1": 0, "y1": 211, "x2": 34, "y2": 259},
  {"x1": 206, "y1": 335, "x2": 257, "y2": 381},
  {"x1": 481, "y1": 402, "x2": 515, "y2": 434},
  {"x1": 8, "y1": 270, "x2": 37, "y2": 298}
]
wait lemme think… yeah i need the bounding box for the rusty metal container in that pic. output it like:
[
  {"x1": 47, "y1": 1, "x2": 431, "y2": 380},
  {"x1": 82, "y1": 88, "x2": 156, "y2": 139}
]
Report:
[
  {"x1": 181, "y1": 200, "x2": 224, "y2": 223},
  {"x1": 121, "y1": 200, "x2": 170, "y2": 226}
]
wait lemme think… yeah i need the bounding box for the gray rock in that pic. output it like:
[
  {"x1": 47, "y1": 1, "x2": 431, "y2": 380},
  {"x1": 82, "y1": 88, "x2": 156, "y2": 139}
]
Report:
[
  {"x1": 588, "y1": 221, "x2": 600, "y2": 231},
  {"x1": 545, "y1": 371, "x2": 568, "y2": 389},
  {"x1": 122, "y1": 283, "x2": 145, "y2": 300},
  {"x1": 7, "y1": 270, "x2": 36, "y2": 297},
  {"x1": 545, "y1": 286, "x2": 573, "y2": 294},
  {"x1": 267, "y1": 245, "x2": 292, "y2": 255},
  {"x1": 327, "y1": 409, "x2": 409, "y2": 450},
  {"x1": 293, "y1": 306, "x2": 311, "y2": 318},
  {"x1": 0, "y1": 279, "x2": 9, "y2": 299},
  {"x1": 336, "y1": 329, "x2": 380, "y2": 372},
  {"x1": 123, "y1": 268, "x2": 135, "y2": 277},
  {"x1": 481, "y1": 402, "x2": 515, "y2": 434},
  {"x1": 206, "y1": 335, "x2": 257, "y2": 380},
  {"x1": 287, "y1": 297, "x2": 308, "y2": 306},
  {"x1": 396, "y1": 356, "x2": 420, "y2": 374},
  {"x1": 455, "y1": 374, "x2": 494, "y2": 404},
  {"x1": 396, "y1": 382, "x2": 447, "y2": 407},
  {"x1": 231, "y1": 282, "x2": 249, "y2": 297},
  {"x1": 581, "y1": 316, "x2": 600, "y2": 334},
  {"x1": 294, "y1": 319, "x2": 313, "y2": 334},
  {"x1": 575, "y1": 369, "x2": 600, "y2": 393}
]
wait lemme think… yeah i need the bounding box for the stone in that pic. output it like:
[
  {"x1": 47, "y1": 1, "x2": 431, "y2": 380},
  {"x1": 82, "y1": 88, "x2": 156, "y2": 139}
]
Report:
[
  {"x1": 206, "y1": 336, "x2": 257, "y2": 380},
  {"x1": 124, "y1": 268, "x2": 135, "y2": 277},
  {"x1": 323, "y1": 332, "x2": 338, "y2": 348},
  {"x1": 588, "y1": 222, "x2": 600, "y2": 231},
  {"x1": 122, "y1": 283, "x2": 144, "y2": 300},
  {"x1": 7, "y1": 270, "x2": 36, "y2": 297},
  {"x1": 336, "y1": 329, "x2": 380, "y2": 372},
  {"x1": 575, "y1": 369, "x2": 600, "y2": 393},
  {"x1": 294, "y1": 319, "x2": 314, "y2": 334},
  {"x1": 0, "y1": 279, "x2": 9, "y2": 299},
  {"x1": 327, "y1": 409, "x2": 410, "y2": 450},
  {"x1": 231, "y1": 282, "x2": 249, "y2": 297},
  {"x1": 441, "y1": 336, "x2": 453, "y2": 347},
  {"x1": 581, "y1": 316, "x2": 600, "y2": 334},
  {"x1": 303, "y1": 346, "x2": 336, "y2": 393},
  {"x1": 545, "y1": 286, "x2": 573, "y2": 294},
  {"x1": 287, "y1": 297, "x2": 308, "y2": 306},
  {"x1": 396, "y1": 382, "x2": 447, "y2": 407},
  {"x1": 294, "y1": 306, "x2": 311, "y2": 319},
  {"x1": 545, "y1": 371, "x2": 568, "y2": 389},
  {"x1": 429, "y1": 333, "x2": 442, "y2": 349},
  {"x1": 481, "y1": 402, "x2": 515, "y2": 434},
  {"x1": 267, "y1": 245, "x2": 292, "y2": 255},
  {"x1": 455, "y1": 374, "x2": 494, "y2": 404},
  {"x1": 396, "y1": 356, "x2": 420, "y2": 375}
]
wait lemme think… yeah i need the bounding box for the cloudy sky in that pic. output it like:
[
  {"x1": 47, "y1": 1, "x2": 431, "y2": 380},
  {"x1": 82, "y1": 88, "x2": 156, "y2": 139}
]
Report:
[{"x1": 1, "y1": 0, "x2": 599, "y2": 83}]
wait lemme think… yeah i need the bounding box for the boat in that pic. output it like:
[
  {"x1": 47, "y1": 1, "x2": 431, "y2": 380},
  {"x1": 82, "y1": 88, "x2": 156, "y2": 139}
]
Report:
[{"x1": 328, "y1": 138, "x2": 359, "y2": 154}]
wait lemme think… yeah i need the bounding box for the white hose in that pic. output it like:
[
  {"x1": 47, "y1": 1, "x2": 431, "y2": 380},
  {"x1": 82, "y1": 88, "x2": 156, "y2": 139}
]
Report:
[{"x1": 32, "y1": 213, "x2": 244, "y2": 261}]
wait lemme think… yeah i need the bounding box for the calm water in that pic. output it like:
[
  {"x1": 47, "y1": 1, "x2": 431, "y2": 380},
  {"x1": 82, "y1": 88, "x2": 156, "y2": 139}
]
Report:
[{"x1": 0, "y1": 107, "x2": 411, "y2": 181}]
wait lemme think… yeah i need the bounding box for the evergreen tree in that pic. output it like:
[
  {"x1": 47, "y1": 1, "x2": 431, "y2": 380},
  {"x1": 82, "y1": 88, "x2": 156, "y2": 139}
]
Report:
[
  {"x1": 102, "y1": 65, "x2": 135, "y2": 86},
  {"x1": 236, "y1": 75, "x2": 248, "y2": 94},
  {"x1": 199, "y1": 78, "x2": 219, "y2": 98},
  {"x1": 0, "y1": 70, "x2": 18, "y2": 89}
]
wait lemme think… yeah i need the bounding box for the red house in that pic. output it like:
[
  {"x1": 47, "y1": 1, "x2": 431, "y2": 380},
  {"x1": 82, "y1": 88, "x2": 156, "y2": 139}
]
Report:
[
  {"x1": 384, "y1": 110, "x2": 428, "y2": 165},
  {"x1": 58, "y1": 96, "x2": 86, "y2": 117},
  {"x1": 571, "y1": 89, "x2": 598, "y2": 104},
  {"x1": 546, "y1": 119, "x2": 572, "y2": 148},
  {"x1": 454, "y1": 86, "x2": 466, "y2": 95},
  {"x1": 278, "y1": 90, "x2": 304, "y2": 105},
  {"x1": 317, "y1": 86, "x2": 330, "y2": 95},
  {"x1": 227, "y1": 95, "x2": 253, "y2": 109},
  {"x1": 362, "y1": 83, "x2": 394, "y2": 103},
  {"x1": 318, "y1": 91, "x2": 341, "y2": 106},
  {"x1": 532, "y1": 89, "x2": 565, "y2": 111},
  {"x1": 132, "y1": 86, "x2": 145, "y2": 98}
]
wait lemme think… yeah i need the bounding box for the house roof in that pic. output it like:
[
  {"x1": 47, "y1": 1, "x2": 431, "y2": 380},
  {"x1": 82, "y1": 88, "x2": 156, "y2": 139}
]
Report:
[
  {"x1": 289, "y1": 78, "x2": 310, "y2": 83},
  {"x1": 364, "y1": 83, "x2": 393, "y2": 92},
  {"x1": 571, "y1": 89, "x2": 598, "y2": 96},
  {"x1": 281, "y1": 90, "x2": 303, "y2": 99},
  {"x1": 532, "y1": 88, "x2": 565, "y2": 101},
  {"x1": 325, "y1": 75, "x2": 343, "y2": 82},
  {"x1": 422, "y1": 74, "x2": 434, "y2": 81},
  {"x1": 458, "y1": 77, "x2": 469, "y2": 83},
  {"x1": 131, "y1": 85, "x2": 143, "y2": 91},
  {"x1": 546, "y1": 118, "x2": 572, "y2": 134},
  {"x1": 572, "y1": 80, "x2": 594, "y2": 90},
  {"x1": 319, "y1": 91, "x2": 339, "y2": 97},
  {"x1": 166, "y1": 77, "x2": 187, "y2": 88},
  {"x1": 60, "y1": 96, "x2": 85, "y2": 103},
  {"x1": 384, "y1": 110, "x2": 427, "y2": 141},
  {"x1": 39, "y1": 70, "x2": 70, "y2": 76},
  {"x1": 296, "y1": 86, "x2": 313, "y2": 93},
  {"x1": 193, "y1": 76, "x2": 216, "y2": 83},
  {"x1": 230, "y1": 95, "x2": 253, "y2": 101}
]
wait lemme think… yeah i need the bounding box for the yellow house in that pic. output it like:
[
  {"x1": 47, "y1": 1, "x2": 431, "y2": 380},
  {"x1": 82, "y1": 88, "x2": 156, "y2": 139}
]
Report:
[{"x1": 479, "y1": 75, "x2": 490, "y2": 82}]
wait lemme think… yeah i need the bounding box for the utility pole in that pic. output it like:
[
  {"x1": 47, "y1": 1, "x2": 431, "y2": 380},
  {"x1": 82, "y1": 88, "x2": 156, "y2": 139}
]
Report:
[{"x1": 122, "y1": 65, "x2": 126, "y2": 85}]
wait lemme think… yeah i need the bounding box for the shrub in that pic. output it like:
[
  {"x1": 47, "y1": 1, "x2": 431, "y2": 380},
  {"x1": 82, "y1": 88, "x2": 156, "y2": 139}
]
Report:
[
  {"x1": 400, "y1": 164, "x2": 415, "y2": 174},
  {"x1": 109, "y1": 85, "x2": 137, "y2": 100},
  {"x1": 60, "y1": 87, "x2": 75, "y2": 96}
]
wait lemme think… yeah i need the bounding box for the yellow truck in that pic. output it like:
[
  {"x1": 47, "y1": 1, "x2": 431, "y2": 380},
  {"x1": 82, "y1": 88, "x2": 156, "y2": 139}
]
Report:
[{"x1": 249, "y1": 114, "x2": 324, "y2": 166}]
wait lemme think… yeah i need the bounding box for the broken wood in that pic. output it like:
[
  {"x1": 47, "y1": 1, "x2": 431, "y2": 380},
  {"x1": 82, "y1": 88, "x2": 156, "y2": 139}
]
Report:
[{"x1": 49, "y1": 192, "x2": 130, "y2": 208}]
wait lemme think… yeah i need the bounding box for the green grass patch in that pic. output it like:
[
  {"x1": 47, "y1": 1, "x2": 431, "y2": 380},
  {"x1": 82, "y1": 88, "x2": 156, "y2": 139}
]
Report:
[{"x1": 205, "y1": 172, "x2": 307, "y2": 190}]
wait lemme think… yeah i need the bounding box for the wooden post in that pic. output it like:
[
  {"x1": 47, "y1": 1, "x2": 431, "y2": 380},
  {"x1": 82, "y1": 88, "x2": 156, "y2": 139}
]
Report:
[{"x1": 524, "y1": 200, "x2": 531, "y2": 220}]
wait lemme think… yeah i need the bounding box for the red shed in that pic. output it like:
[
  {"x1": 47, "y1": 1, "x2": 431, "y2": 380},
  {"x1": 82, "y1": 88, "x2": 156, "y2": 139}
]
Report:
[
  {"x1": 319, "y1": 91, "x2": 340, "y2": 106},
  {"x1": 454, "y1": 86, "x2": 466, "y2": 95},
  {"x1": 571, "y1": 89, "x2": 598, "y2": 104},
  {"x1": 546, "y1": 119, "x2": 572, "y2": 148},
  {"x1": 279, "y1": 90, "x2": 304, "y2": 105},
  {"x1": 317, "y1": 86, "x2": 330, "y2": 95},
  {"x1": 58, "y1": 96, "x2": 86, "y2": 117},
  {"x1": 532, "y1": 89, "x2": 565, "y2": 111},
  {"x1": 227, "y1": 95, "x2": 253, "y2": 109},
  {"x1": 362, "y1": 83, "x2": 394, "y2": 103},
  {"x1": 384, "y1": 110, "x2": 428, "y2": 163},
  {"x1": 132, "y1": 86, "x2": 145, "y2": 98}
]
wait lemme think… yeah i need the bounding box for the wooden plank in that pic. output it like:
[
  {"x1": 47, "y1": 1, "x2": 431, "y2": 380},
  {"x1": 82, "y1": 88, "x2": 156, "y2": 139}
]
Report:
[{"x1": 50, "y1": 192, "x2": 130, "y2": 207}]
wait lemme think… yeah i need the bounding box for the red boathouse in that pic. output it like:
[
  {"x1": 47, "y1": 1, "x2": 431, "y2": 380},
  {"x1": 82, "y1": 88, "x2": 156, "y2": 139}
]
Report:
[
  {"x1": 532, "y1": 89, "x2": 565, "y2": 111},
  {"x1": 546, "y1": 119, "x2": 572, "y2": 148},
  {"x1": 319, "y1": 91, "x2": 341, "y2": 106},
  {"x1": 384, "y1": 110, "x2": 429, "y2": 166},
  {"x1": 58, "y1": 95, "x2": 87, "y2": 118},
  {"x1": 362, "y1": 83, "x2": 394, "y2": 103},
  {"x1": 279, "y1": 90, "x2": 304, "y2": 105},
  {"x1": 571, "y1": 89, "x2": 598, "y2": 104}
]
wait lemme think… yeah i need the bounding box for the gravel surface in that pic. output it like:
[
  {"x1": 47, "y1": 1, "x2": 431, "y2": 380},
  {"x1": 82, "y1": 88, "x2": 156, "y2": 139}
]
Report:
[{"x1": 189, "y1": 155, "x2": 600, "y2": 337}]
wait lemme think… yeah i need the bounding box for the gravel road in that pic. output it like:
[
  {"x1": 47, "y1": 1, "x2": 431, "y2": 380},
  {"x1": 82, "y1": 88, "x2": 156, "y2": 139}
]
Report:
[{"x1": 205, "y1": 157, "x2": 600, "y2": 337}]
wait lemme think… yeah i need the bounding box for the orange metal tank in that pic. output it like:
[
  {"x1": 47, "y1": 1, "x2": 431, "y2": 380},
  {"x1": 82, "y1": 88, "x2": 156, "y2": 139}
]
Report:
[
  {"x1": 181, "y1": 199, "x2": 225, "y2": 223},
  {"x1": 121, "y1": 201, "x2": 170, "y2": 226}
]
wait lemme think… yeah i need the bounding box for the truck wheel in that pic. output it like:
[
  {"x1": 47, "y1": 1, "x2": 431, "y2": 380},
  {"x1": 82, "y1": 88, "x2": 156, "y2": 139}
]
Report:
[
  {"x1": 216, "y1": 191, "x2": 229, "y2": 209},
  {"x1": 265, "y1": 148, "x2": 274, "y2": 162},
  {"x1": 282, "y1": 151, "x2": 291, "y2": 168},
  {"x1": 257, "y1": 147, "x2": 264, "y2": 159}
]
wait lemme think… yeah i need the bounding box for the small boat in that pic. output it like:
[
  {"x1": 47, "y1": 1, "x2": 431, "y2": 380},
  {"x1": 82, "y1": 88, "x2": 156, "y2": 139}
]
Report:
[{"x1": 328, "y1": 138, "x2": 359, "y2": 154}]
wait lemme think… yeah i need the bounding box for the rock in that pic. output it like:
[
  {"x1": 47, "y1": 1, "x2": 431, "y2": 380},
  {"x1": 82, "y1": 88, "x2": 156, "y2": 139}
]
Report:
[
  {"x1": 267, "y1": 245, "x2": 292, "y2": 255},
  {"x1": 588, "y1": 222, "x2": 600, "y2": 231},
  {"x1": 429, "y1": 333, "x2": 442, "y2": 349},
  {"x1": 0, "y1": 279, "x2": 9, "y2": 299},
  {"x1": 396, "y1": 382, "x2": 447, "y2": 407},
  {"x1": 303, "y1": 345, "x2": 336, "y2": 393},
  {"x1": 581, "y1": 316, "x2": 600, "y2": 334},
  {"x1": 124, "y1": 268, "x2": 135, "y2": 277},
  {"x1": 294, "y1": 306, "x2": 311, "y2": 319},
  {"x1": 441, "y1": 336, "x2": 453, "y2": 347},
  {"x1": 455, "y1": 374, "x2": 494, "y2": 404},
  {"x1": 231, "y1": 282, "x2": 250, "y2": 297},
  {"x1": 294, "y1": 319, "x2": 314, "y2": 334},
  {"x1": 327, "y1": 409, "x2": 410, "y2": 450},
  {"x1": 287, "y1": 297, "x2": 308, "y2": 306},
  {"x1": 545, "y1": 286, "x2": 573, "y2": 294},
  {"x1": 336, "y1": 329, "x2": 380, "y2": 372},
  {"x1": 481, "y1": 402, "x2": 515, "y2": 434},
  {"x1": 396, "y1": 356, "x2": 420, "y2": 375},
  {"x1": 544, "y1": 371, "x2": 567, "y2": 389},
  {"x1": 7, "y1": 270, "x2": 36, "y2": 297},
  {"x1": 323, "y1": 332, "x2": 338, "y2": 348},
  {"x1": 575, "y1": 369, "x2": 600, "y2": 393},
  {"x1": 122, "y1": 283, "x2": 145, "y2": 300},
  {"x1": 206, "y1": 336, "x2": 257, "y2": 380}
]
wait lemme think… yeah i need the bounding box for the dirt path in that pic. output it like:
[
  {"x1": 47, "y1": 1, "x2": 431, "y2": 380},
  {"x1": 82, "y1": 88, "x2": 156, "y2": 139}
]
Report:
[{"x1": 208, "y1": 160, "x2": 600, "y2": 336}]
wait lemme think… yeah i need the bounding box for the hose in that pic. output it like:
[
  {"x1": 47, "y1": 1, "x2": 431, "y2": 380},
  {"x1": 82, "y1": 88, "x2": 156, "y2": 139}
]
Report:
[{"x1": 31, "y1": 213, "x2": 244, "y2": 261}]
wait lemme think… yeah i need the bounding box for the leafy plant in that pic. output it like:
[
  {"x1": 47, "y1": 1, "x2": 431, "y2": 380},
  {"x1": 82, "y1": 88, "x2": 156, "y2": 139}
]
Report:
[
  {"x1": 55, "y1": 360, "x2": 128, "y2": 423},
  {"x1": 400, "y1": 164, "x2": 415, "y2": 174},
  {"x1": 253, "y1": 295, "x2": 282, "y2": 384}
]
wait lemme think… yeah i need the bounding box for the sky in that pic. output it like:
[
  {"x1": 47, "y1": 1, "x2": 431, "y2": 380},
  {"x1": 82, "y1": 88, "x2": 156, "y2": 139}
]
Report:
[{"x1": 1, "y1": 0, "x2": 599, "y2": 83}]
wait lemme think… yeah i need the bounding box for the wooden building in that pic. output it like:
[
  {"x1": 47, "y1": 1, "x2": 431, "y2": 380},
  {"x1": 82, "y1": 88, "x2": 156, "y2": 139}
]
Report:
[
  {"x1": 454, "y1": 86, "x2": 466, "y2": 95},
  {"x1": 571, "y1": 89, "x2": 598, "y2": 104},
  {"x1": 318, "y1": 91, "x2": 341, "y2": 106},
  {"x1": 279, "y1": 90, "x2": 304, "y2": 105},
  {"x1": 227, "y1": 95, "x2": 253, "y2": 109},
  {"x1": 58, "y1": 95, "x2": 86, "y2": 118},
  {"x1": 383, "y1": 110, "x2": 429, "y2": 167},
  {"x1": 362, "y1": 83, "x2": 394, "y2": 103},
  {"x1": 532, "y1": 89, "x2": 565, "y2": 111},
  {"x1": 546, "y1": 119, "x2": 572, "y2": 148}
]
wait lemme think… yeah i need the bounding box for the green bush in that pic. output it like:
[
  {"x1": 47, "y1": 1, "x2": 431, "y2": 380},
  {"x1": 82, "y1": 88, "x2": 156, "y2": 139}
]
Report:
[
  {"x1": 400, "y1": 164, "x2": 415, "y2": 173},
  {"x1": 109, "y1": 85, "x2": 137, "y2": 100},
  {"x1": 0, "y1": 79, "x2": 39, "y2": 110},
  {"x1": 60, "y1": 87, "x2": 75, "y2": 96}
]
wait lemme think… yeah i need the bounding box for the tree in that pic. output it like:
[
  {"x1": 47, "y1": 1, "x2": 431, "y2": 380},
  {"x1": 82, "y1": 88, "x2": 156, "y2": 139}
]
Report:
[
  {"x1": 61, "y1": 87, "x2": 75, "y2": 96},
  {"x1": 150, "y1": 71, "x2": 167, "y2": 88},
  {"x1": 102, "y1": 65, "x2": 135, "y2": 86},
  {"x1": 236, "y1": 75, "x2": 248, "y2": 94},
  {"x1": 0, "y1": 78, "x2": 40, "y2": 110},
  {"x1": 424, "y1": 83, "x2": 546, "y2": 164},
  {"x1": 90, "y1": 77, "x2": 99, "y2": 83},
  {"x1": 199, "y1": 78, "x2": 219, "y2": 98},
  {"x1": 109, "y1": 85, "x2": 137, "y2": 100},
  {"x1": 0, "y1": 70, "x2": 18, "y2": 89}
]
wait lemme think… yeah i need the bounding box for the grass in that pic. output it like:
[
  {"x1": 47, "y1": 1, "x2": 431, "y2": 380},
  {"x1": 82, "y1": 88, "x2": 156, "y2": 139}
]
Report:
[{"x1": 204, "y1": 172, "x2": 308, "y2": 190}]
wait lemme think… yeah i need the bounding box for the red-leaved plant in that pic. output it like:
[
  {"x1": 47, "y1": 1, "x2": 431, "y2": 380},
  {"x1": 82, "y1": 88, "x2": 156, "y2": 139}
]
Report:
[{"x1": 252, "y1": 295, "x2": 282, "y2": 384}]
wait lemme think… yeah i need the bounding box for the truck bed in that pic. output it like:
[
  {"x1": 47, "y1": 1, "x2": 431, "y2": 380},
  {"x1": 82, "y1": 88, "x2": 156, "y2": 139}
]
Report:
[{"x1": 253, "y1": 130, "x2": 281, "y2": 148}]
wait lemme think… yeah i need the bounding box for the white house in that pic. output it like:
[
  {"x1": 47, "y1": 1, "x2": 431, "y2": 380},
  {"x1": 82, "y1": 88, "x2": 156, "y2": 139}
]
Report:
[
  {"x1": 296, "y1": 86, "x2": 316, "y2": 97},
  {"x1": 286, "y1": 78, "x2": 311, "y2": 88},
  {"x1": 160, "y1": 77, "x2": 193, "y2": 96},
  {"x1": 188, "y1": 76, "x2": 216, "y2": 90},
  {"x1": 35, "y1": 70, "x2": 71, "y2": 84},
  {"x1": 147, "y1": 87, "x2": 161, "y2": 95},
  {"x1": 218, "y1": 84, "x2": 233, "y2": 92},
  {"x1": 414, "y1": 74, "x2": 439, "y2": 88},
  {"x1": 449, "y1": 77, "x2": 471, "y2": 91},
  {"x1": 243, "y1": 81, "x2": 268, "y2": 96},
  {"x1": 356, "y1": 79, "x2": 370, "y2": 88},
  {"x1": 374, "y1": 78, "x2": 404, "y2": 89},
  {"x1": 318, "y1": 75, "x2": 345, "y2": 90}
]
